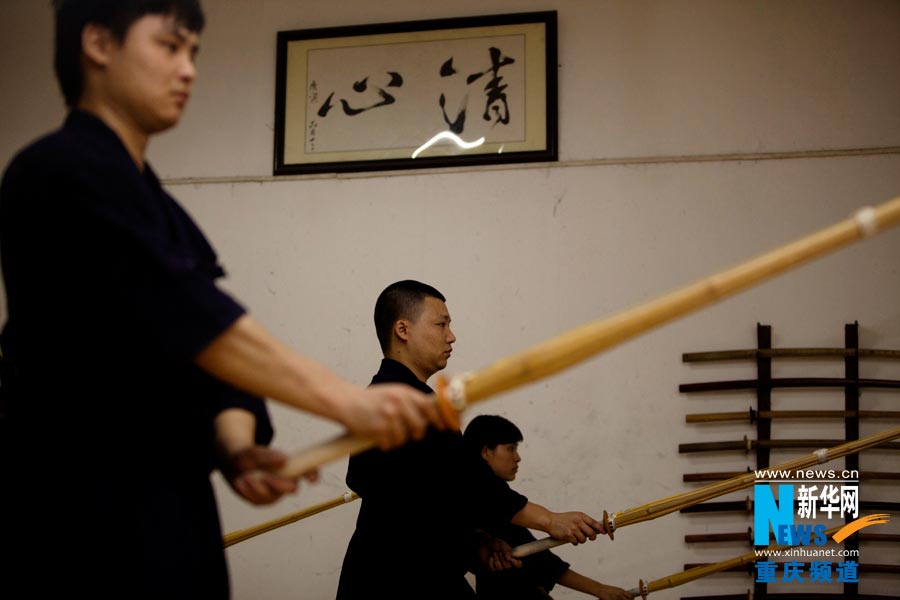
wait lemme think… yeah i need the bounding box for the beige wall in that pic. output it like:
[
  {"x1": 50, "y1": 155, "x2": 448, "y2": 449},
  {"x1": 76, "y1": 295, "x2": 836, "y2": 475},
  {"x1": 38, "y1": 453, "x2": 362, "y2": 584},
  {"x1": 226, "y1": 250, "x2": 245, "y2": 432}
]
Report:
[{"x1": 2, "y1": 1, "x2": 899, "y2": 599}]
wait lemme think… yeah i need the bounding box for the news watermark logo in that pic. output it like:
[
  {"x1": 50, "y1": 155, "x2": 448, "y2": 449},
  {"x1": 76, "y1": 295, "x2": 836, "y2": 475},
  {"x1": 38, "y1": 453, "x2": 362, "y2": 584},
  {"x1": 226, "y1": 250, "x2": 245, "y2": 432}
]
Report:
[{"x1": 752, "y1": 467, "x2": 889, "y2": 584}]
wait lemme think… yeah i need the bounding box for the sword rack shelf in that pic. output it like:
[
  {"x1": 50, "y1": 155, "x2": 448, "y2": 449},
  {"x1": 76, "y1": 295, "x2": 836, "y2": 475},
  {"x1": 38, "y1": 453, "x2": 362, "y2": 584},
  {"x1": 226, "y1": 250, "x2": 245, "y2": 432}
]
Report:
[{"x1": 677, "y1": 322, "x2": 900, "y2": 600}]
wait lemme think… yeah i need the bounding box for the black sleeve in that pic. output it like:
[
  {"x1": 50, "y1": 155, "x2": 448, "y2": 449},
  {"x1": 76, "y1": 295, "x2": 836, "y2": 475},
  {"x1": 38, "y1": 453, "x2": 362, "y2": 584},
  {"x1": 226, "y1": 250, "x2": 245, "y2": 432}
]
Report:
[
  {"x1": 5, "y1": 144, "x2": 246, "y2": 367},
  {"x1": 470, "y1": 454, "x2": 529, "y2": 528}
]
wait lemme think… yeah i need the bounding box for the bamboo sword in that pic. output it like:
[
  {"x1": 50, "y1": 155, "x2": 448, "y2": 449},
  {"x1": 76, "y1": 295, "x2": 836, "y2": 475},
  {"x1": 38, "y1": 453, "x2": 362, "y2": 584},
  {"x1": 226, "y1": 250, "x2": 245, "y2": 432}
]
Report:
[
  {"x1": 680, "y1": 497, "x2": 900, "y2": 514},
  {"x1": 278, "y1": 196, "x2": 900, "y2": 478},
  {"x1": 682, "y1": 471, "x2": 900, "y2": 483},
  {"x1": 223, "y1": 491, "x2": 359, "y2": 548},
  {"x1": 511, "y1": 426, "x2": 900, "y2": 557},
  {"x1": 628, "y1": 526, "x2": 843, "y2": 599},
  {"x1": 684, "y1": 529, "x2": 898, "y2": 545}
]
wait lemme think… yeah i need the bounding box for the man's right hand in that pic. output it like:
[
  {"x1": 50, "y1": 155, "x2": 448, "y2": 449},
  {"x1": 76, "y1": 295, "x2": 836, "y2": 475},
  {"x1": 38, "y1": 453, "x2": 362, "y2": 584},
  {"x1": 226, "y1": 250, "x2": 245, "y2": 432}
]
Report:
[
  {"x1": 340, "y1": 383, "x2": 448, "y2": 450},
  {"x1": 195, "y1": 315, "x2": 451, "y2": 451}
]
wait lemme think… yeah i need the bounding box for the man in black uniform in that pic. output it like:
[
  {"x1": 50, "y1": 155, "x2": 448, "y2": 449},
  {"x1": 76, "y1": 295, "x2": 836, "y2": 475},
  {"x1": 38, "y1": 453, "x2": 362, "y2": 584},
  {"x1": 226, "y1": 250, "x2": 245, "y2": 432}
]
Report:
[
  {"x1": 337, "y1": 280, "x2": 607, "y2": 599},
  {"x1": 464, "y1": 415, "x2": 634, "y2": 600},
  {"x1": 0, "y1": 3, "x2": 446, "y2": 598}
]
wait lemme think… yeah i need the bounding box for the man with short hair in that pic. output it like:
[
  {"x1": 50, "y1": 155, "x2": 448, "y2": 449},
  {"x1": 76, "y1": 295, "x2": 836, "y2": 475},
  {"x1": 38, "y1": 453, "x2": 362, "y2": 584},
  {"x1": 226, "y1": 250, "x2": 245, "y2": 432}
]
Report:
[
  {"x1": 337, "y1": 280, "x2": 607, "y2": 599},
  {"x1": 0, "y1": 3, "x2": 446, "y2": 598}
]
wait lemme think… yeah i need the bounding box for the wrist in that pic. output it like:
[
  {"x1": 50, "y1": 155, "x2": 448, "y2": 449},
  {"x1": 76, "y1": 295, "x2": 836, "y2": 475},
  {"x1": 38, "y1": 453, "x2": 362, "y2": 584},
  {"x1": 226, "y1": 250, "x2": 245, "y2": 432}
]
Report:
[
  {"x1": 281, "y1": 353, "x2": 350, "y2": 422},
  {"x1": 309, "y1": 373, "x2": 358, "y2": 426},
  {"x1": 214, "y1": 408, "x2": 256, "y2": 456},
  {"x1": 531, "y1": 503, "x2": 554, "y2": 531}
]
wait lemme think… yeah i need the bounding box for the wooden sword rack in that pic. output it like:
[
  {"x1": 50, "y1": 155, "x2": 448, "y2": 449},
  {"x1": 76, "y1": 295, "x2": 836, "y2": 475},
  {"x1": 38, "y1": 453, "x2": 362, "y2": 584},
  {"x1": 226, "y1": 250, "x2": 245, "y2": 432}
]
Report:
[{"x1": 677, "y1": 322, "x2": 900, "y2": 600}]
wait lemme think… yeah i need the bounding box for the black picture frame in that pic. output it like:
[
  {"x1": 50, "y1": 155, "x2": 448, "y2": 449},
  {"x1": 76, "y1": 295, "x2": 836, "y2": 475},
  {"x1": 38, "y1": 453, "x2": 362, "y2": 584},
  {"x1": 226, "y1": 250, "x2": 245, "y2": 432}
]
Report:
[{"x1": 274, "y1": 11, "x2": 557, "y2": 175}]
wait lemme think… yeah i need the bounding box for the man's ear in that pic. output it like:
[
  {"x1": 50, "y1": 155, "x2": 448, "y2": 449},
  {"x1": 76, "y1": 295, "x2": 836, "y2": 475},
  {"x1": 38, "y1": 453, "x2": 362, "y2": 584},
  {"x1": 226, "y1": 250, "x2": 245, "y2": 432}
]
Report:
[
  {"x1": 81, "y1": 23, "x2": 116, "y2": 68},
  {"x1": 394, "y1": 319, "x2": 410, "y2": 342}
]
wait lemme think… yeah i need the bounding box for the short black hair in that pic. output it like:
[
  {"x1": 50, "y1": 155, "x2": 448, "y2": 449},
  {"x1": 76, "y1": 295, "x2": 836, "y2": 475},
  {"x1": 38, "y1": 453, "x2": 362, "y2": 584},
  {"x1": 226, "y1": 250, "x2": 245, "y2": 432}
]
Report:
[
  {"x1": 53, "y1": 0, "x2": 206, "y2": 107},
  {"x1": 463, "y1": 414, "x2": 523, "y2": 457},
  {"x1": 374, "y1": 280, "x2": 445, "y2": 354}
]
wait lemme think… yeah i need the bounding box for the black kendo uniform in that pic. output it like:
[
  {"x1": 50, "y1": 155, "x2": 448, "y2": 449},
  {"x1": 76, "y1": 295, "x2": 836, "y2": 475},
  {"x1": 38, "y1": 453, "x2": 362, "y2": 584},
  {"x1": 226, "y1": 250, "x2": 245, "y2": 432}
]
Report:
[
  {"x1": 336, "y1": 358, "x2": 529, "y2": 600},
  {"x1": 0, "y1": 110, "x2": 272, "y2": 599}
]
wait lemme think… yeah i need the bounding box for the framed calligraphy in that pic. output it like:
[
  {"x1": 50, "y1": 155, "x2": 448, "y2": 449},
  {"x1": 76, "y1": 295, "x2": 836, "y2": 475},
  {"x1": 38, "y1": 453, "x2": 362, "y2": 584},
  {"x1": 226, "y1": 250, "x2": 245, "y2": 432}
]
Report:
[{"x1": 274, "y1": 11, "x2": 557, "y2": 175}]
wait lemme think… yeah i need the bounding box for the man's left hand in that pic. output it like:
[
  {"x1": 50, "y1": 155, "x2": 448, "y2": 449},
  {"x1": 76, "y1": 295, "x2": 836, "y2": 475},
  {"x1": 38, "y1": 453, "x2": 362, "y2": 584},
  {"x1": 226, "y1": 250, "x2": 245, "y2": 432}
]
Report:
[{"x1": 224, "y1": 446, "x2": 316, "y2": 505}]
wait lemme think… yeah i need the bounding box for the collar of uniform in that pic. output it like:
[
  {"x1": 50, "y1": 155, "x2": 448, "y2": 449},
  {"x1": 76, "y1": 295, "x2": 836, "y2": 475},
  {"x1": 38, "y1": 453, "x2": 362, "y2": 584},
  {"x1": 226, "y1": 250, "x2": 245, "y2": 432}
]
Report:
[
  {"x1": 65, "y1": 109, "x2": 130, "y2": 153},
  {"x1": 64, "y1": 109, "x2": 163, "y2": 183},
  {"x1": 372, "y1": 358, "x2": 433, "y2": 394}
]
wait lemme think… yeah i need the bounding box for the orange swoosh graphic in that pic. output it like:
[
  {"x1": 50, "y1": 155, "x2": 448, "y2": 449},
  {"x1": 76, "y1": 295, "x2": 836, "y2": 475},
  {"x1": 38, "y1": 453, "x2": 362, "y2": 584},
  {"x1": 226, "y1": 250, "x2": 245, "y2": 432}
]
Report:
[{"x1": 832, "y1": 513, "x2": 891, "y2": 543}]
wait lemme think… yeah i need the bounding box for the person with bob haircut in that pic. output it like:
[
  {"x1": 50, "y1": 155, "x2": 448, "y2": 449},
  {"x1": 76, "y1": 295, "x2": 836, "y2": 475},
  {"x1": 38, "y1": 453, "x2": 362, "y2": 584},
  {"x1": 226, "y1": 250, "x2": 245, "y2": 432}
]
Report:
[
  {"x1": 464, "y1": 415, "x2": 634, "y2": 600},
  {"x1": 0, "y1": 2, "x2": 448, "y2": 598}
]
